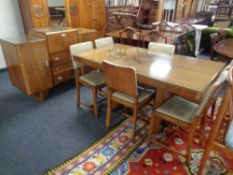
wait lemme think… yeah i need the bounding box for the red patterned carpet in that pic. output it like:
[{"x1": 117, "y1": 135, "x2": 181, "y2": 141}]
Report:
[{"x1": 46, "y1": 111, "x2": 233, "y2": 175}]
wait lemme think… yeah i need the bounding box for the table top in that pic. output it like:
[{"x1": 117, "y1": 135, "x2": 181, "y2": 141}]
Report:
[
  {"x1": 214, "y1": 39, "x2": 233, "y2": 59},
  {"x1": 105, "y1": 30, "x2": 181, "y2": 44},
  {"x1": 74, "y1": 44, "x2": 225, "y2": 101}
]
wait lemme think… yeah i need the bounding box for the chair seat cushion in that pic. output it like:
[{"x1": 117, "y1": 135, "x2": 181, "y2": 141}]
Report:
[
  {"x1": 225, "y1": 121, "x2": 233, "y2": 150},
  {"x1": 79, "y1": 71, "x2": 105, "y2": 86},
  {"x1": 112, "y1": 88, "x2": 155, "y2": 104},
  {"x1": 156, "y1": 96, "x2": 199, "y2": 124}
]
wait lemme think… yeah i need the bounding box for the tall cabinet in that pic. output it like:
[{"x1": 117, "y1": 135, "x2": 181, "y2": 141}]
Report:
[
  {"x1": 66, "y1": 0, "x2": 106, "y2": 36},
  {"x1": 19, "y1": 0, "x2": 49, "y2": 33}
]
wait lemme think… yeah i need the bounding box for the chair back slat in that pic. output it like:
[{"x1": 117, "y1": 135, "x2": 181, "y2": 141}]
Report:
[
  {"x1": 103, "y1": 60, "x2": 138, "y2": 96},
  {"x1": 95, "y1": 37, "x2": 114, "y2": 48},
  {"x1": 69, "y1": 41, "x2": 93, "y2": 69}
]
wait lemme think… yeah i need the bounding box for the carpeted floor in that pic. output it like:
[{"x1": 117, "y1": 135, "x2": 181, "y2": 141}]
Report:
[{"x1": 0, "y1": 71, "x2": 123, "y2": 175}]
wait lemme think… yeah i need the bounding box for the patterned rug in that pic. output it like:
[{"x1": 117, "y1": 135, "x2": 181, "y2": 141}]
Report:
[{"x1": 46, "y1": 109, "x2": 233, "y2": 175}]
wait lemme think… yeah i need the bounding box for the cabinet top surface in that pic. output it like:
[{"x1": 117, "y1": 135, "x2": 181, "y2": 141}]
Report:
[
  {"x1": 0, "y1": 35, "x2": 45, "y2": 44},
  {"x1": 32, "y1": 27, "x2": 78, "y2": 35}
]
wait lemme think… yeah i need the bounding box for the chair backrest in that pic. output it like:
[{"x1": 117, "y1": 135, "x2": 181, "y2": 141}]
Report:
[
  {"x1": 119, "y1": 27, "x2": 140, "y2": 46},
  {"x1": 103, "y1": 60, "x2": 138, "y2": 96},
  {"x1": 148, "y1": 42, "x2": 175, "y2": 55},
  {"x1": 69, "y1": 41, "x2": 93, "y2": 70},
  {"x1": 195, "y1": 69, "x2": 229, "y2": 118},
  {"x1": 142, "y1": 30, "x2": 167, "y2": 47},
  {"x1": 95, "y1": 37, "x2": 114, "y2": 48}
]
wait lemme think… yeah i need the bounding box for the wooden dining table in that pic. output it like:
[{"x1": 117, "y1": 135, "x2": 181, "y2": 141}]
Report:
[{"x1": 74, "y1": 43, "x2": 225, "y2": 131}]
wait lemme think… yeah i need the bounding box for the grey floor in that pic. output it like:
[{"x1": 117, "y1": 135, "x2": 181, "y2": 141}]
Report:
[{"x1": 0, "y1": 71, "x2": 122, "y2": 175}]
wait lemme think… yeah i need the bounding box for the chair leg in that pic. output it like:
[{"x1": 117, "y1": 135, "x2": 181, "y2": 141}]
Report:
[
  {"x1": 147, "y1": 112, "x2": 160, "y2": 144},
  {"x1": 132, "y1": 104, "x2": 138, "y2": 140},
  {"x1": 92, "y1": 87, "x2": 98, "y2": 118},
  {"x1": 185, "y1": 120, "x2": 197, "y2": 166},
  {"x1": 75, "y1": 70, "x2": 81, "y2": 107},
  {"x1": 106, "y1": 90, "x2": 112, "y2": 129}
]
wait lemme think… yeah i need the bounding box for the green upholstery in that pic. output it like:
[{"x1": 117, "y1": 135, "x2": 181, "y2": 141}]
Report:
[
  {"x1": 95, "y1": 37, "x2": 114, "y2": 48},
  {"x1": 156, "y1": 96, "x2": 199, "y2": 124},
  {"x1": 79, "y1": 71, "x2": 105, "y2": 86},
  {"x1": 112, "y1": 89, "x2": 154, "y2": 104}
]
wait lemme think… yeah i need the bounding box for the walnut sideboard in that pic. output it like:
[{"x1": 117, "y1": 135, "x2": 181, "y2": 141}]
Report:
[{"x1": 1, "y1": 27, "x2": 97, "y2": 100}]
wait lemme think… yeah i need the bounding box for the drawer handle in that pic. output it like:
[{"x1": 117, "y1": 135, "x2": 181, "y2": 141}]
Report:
[
  {"x1": 57, "y1": 76, "x2": 63, "y2": 81},
  {"x1": 60, "y1": 33, "x2": 67, "y2": 38},
  {"x1": 54, "y1": 57, "x2": 60, "y2": 61}
]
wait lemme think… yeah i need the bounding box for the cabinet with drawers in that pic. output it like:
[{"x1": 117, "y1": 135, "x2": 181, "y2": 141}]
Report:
[{"x1": 31, "y1": 27, "x2": 78, "y2": 86}]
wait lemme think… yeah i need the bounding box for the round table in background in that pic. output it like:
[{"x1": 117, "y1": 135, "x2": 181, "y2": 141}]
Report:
[{"x1": 214, "y1": 39, "x2": 233, "y2": 60}]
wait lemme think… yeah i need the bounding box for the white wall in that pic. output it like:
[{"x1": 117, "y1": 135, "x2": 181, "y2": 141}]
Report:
[
  {"x1": 0, "y1": 0, "x2": 24, "y2": 69},
  {"x1": 48, "y1": 0, "x2": 65, "y2": 7}
]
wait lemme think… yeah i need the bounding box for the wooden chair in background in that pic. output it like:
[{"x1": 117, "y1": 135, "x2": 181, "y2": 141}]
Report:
[
  {"x1": 197, "y1": 67, "x2": 233, "y2": 175},
  {"x1": 103, "y1": 61, "x2": 155, "y2": 139},
  {"x1": 95, "y1": 37, "x2": 114, "y2": 48},
  {"x1": 70, "y1": 42, "x2": 106, "y2": 118},
  {"x1": 148, "y1": 42, "x2": 175, "y2": 55},
  {"x1": 147, "y1": 69, "x2": 228, "y2": 165},
  {"x1": 119, "y1": 27, "x2": 141, "y2": 46},
  {"x1": 210, "y1": 29, "x2": 227, "y2": 60},
  {"x1": 141, "y1": 30, "x2": 167, "y2": 48}
]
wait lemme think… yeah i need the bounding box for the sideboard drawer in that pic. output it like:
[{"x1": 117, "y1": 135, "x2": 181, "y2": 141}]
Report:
[
  {"x1": 52, "y1": 62, "x2": 73, "y2": 75},
  {"x1": 53, "y1": 70, "x2": 74, "y2": 85},
  {"x1": 47, "y1": 31, "x2": 78, "y2": 53},
  {"x1": 50, "y1": 51, "x2": 72, "y2": 66}
]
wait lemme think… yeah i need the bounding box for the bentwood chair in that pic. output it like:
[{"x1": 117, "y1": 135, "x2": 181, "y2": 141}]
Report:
[
  {"x1": 141, "y1": 30, "x2": 168, "y2": 48},
  {"x1": 198, "y1": 67, "x2": 233, "y2": 175},
  {"x1": 119, "y1": 27, "x2": 141, "y2": 46},
  {"x1": 95, "y1": 37, "x2": 114, "y2": 48},
  {"x1": 70, "y1": 41, "x2": 106, "y2": 117},
  {"x1": 147, "y1": 69, "x2": 228, "y2": 165},
  {"x1": 148, "y1": 42, "x2": 175, "y2": 55},
  {"x1": 103, "y1": 61, "x2": 155, "y2": 139}
]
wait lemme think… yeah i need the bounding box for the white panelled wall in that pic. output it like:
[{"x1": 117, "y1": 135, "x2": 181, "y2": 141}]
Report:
[{"x1": 0, "y1": 0, "x2": 24, "y2": 69}]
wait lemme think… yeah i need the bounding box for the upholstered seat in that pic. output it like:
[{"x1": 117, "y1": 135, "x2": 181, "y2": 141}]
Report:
[
  {"x1": 95, "y1": 37, "x2": 114, "y2": 48},
  {"x1": 156, "y1": 96, "x2": 199, "y2": 124},
  {"x1": 79, "y1": 71, "x2": 105, "y2": 86},
  {"x1": 112, "y1": 88, "x2": 154, "y2": 104},
  {"x1": 226, "y1": 121, "x2": 233, "y2": 149}
]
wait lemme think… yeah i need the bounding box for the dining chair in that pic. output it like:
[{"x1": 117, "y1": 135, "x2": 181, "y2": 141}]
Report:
[
  {"x1": 141, "y1": 30, "x2": 167, "y2": 48},
  {"x1": 69, "y1": 41, "x2": 106, "y2": 117},
  {"x1": 95, "y1": 37, "x2": 114, "y2": 48},
  {"x1": 103, "y1": 61, "x2": 155, "y2": 139},
  {"x1": 148, "y1": 42, "x2": 175, "y2": 55},
  {"x1": 119, "y1": 27, "x2": 141, "y2": 46},
  {"x1": 147, "y1": 69, "x2": 228, "y2": 165},
  {"x1": 197, "y1": 67, "x2": 233, "y2": 175}
]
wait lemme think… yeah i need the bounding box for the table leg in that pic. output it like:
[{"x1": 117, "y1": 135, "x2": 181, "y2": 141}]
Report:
[{"x1": 148, "y1": 88, "x2": 170, "y2": 141}]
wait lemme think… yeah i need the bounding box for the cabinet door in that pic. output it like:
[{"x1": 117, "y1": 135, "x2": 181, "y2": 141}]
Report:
[
  {"x1": 47, "y1": 31, "x2": 78, "y2": 53},
  {"x1": 19, "y1": 41, "x2": 53, "y2": 95},
  {"x1": 95, "y1": 0, "x2": 105, "y2": 32}
]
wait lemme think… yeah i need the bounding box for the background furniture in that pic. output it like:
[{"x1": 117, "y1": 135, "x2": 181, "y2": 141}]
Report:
[
  {"x1": 141, "y1": 30, "x2": 167, "y2": 47},
  {"x1": 19, "y1": 0, "x2": 49, "y2": 33},
  {"x1": 214, "y1": 38, "x2": 233, "y2": 60},
  {"x1": 65, "y1": 0, "x2": 106, "y2": 37}
]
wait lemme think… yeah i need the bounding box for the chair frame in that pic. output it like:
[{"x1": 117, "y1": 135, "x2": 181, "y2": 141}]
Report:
[
  {"x1": 141, "y1": 30, "x2": 167, "y2": 48},
  {"x1": 147, "y1": 70, "x2": 226, "y2": 165},
  {"x1": 103, "y1": 61, "x2": 154, "y2": 139},
  {"x1": 119, "y1": 27, "x2": 141, "y2": 46},
  {"x1": 197, "y1": 67, "x2": 233, "y2": 175}
]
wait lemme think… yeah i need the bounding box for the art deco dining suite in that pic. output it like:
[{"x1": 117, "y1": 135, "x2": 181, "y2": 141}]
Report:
[{"x1": 1, "y1": 0, "x2": 233, "y2": 173}]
